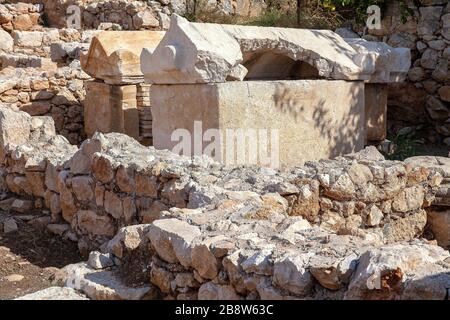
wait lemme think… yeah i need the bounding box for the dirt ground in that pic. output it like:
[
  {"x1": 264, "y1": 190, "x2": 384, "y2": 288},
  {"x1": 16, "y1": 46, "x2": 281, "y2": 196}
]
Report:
[{"x1": 0, "y1": 213, "x2": 83, "y2": 300}]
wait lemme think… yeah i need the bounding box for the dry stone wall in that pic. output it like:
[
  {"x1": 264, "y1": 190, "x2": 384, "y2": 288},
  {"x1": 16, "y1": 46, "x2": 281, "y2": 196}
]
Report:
[
  {"x1": 0, "y1": 2, "x2": 43, "y2": 32},
  {"x1": 2, "y1": 0, "x2": 266, "y2": 30},
  {"x1": 1, "y1": 105, "x2": 449, "y2": 300},
  {"x1": 0, "y1": 4, "x2": 99, "y2": 145},
  {"x1": 63, "y1": 219, "x2": 449, "y2": 300},
  {"x1": 0, "y1": 105, "x2": 444, "y2": 250},
  {"x1": 353, "y1": 0, "x2": 450, "y2": 144},
  {"x1": 0, "y1": 64, "x2": 89, "y2": 145}
]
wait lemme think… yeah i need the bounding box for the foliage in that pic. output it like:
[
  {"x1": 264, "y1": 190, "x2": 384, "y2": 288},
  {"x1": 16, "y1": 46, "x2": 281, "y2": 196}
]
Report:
[
  {"x1": 184, "y1": 0, "x2": 239, "y2": 24},
  {"x1": 321, "y1": 0, "x2": 386, "y2": 23},
  {"x1": 385, "y1": 132, "x2": 421, "y2": 161},
  {"x1": 183, "y1": 0, "x2": 414, "y2": 30},
  {"x1": 185, "y1": 0, "x2": 344, "y2": 30},
  {"x1": 244, "y1": 8, "x2": 292, "y2": 27}
]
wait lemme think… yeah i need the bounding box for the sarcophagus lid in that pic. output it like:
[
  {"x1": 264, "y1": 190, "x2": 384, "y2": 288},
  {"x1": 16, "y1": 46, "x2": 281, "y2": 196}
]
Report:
[{"x1": 81, "y1": 31, "x2": 165, "y2": 85}]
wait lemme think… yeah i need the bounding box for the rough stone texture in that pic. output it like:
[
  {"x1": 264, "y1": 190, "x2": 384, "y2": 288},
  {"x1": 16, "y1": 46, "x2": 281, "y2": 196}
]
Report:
[
  {"x1": 15, "y1": 287, "x2": 88, "y2": 300},
  {"x1": 344, "y1": 38, "x2": 411, "y2": 84},
  {"x1": 0, "y1": 28, "x2": 13, "y2": 52},
  {"x1": 3, "y1": 218, "x2": 18, "y2": 233},
  {"x1": 88, "y1": 251, "x2": 115, "y2": 269},
  {"x1": 60, "y1": 262, "x2": 157, "y2": 300},
  {"x1": 405, "y1": 156, "x2": 450, "y2": 206},
  {"x1": 0, "y1": 64, "x2": 88, "y2": 145},
  {"x1": 0, "y1": 105, "x2": 31, "y2": 159},
  {"x1": 65, "y1": 216, "x2": 449, "y2": 300},
  {"x1": 0, "y1": 104, "x2": 444, "y2": 250},
  {"x1": 151, "y1": 80, "x2": 365, "y2": 168},
  {"x1": 0, "y1": 3, "x2": 43, "y2": 32},
  {"x1": 148, "y1": 218, "x2": 201, "y2": 266},
  {"x1": 0, "y1": 0, "x2": 448, "y2": 302},
  {"x1": 427, "y1": 209, "x2": 450, "y2": 250},
  {"x1": 365, "y1": 83, "x2": 388, "y2": 143},
  {"x1": 361, "y1": 1, "x2": 450, "y2": 144},
  {"x1": 0, "y1": 104, "x2": 448, "y2": 300},
  {"x1": 24, "y1": 0, "x2": 264, "y2": 31}
]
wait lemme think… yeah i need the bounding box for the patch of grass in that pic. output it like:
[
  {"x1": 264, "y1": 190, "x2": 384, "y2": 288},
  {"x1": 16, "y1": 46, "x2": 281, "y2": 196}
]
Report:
[{"x1": 385, "y1": 134, "x2": 421, "y2": 161}]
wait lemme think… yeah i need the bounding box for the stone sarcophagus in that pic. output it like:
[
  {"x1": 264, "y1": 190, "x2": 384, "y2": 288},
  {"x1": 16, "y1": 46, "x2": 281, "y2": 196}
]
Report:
[
  {"x1": 81, "y1": 31, "x2": 165, "y2": 145},
  {"x1": 141, "y1": 15, "x2": 410, "y2": 168}
]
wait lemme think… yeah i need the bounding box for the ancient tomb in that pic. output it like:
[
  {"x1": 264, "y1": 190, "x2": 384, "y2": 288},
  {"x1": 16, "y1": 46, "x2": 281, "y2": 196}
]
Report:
[
  {"x1": 81, "y1": 31, "x2": 165, "y2": 145},
  {"x1": 141, "y1": 15, "x2": 410, "y2": 168}
]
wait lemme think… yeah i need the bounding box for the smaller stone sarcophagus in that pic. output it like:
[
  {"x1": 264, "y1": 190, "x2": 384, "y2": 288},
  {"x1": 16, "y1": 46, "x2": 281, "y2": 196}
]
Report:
[{"x1": 81, "y1": 31, "x2": 165, "y2": 145}]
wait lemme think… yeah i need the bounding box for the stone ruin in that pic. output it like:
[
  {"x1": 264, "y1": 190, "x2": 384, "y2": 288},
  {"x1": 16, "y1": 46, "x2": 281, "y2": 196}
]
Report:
[
  {"x1": 79, "y1": 15, "x2": 412, "y2": 168},
  {"x1": 141, "y1": 16, "x2": 412, "y2": 168},
  {"x1": 0, "y1": 102, "x2": 449, "y2": 300},
  {"x1": 0, "y1": 6, "x2": 449, "y2": 301},
  {"x1": 82, "y1": 15, "x2": 410, "y2": 167}
]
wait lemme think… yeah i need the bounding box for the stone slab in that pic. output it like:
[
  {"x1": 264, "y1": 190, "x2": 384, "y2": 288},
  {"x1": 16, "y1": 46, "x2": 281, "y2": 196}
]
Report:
[
  {"x1": 427, "y1": 209, "x2": 450, "y2": 250},
  {"x1": 84, "y1": 81, "x2": 139, "y2": 139},
  {"x1": 365, "y1": 83, "x2": 387, "y2": 143},
  {"x1": 15, "y1": 287, "x2": 89, "y2": 300}
]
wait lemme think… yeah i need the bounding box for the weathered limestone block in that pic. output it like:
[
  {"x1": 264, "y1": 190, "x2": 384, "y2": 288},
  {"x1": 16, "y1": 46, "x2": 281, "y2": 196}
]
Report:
[
  {"x1": 405, "y1": 156, "x2": 450, "y2": 207},
  {"x1": 0, "y1": 106, "x2": 31, "y2": 159},
  {"x1": 12, "y1": 30, "x2": 43, "y2": 47},
  {"x1": 88, "y1": 251, "x2": 114, "y2": 270},
  {"x1": 84, "y1": 81, "x2": 139, "y2": 139},
  {"x1": 148, "y1": 218, "x2": 201, "y2": 267},
  {"x1": 141, "y1": 15, "x2": 374, "y2": 84},
  {"x1": 379, "y1": 210, "x2": 427, "y2": 244},
  {"x1": 72, "y1": 176, "x2": 94, "y2": 202},
  {"x1": 51, "y1": 42, "x2": 89, "y2": 63},
  {"x1": 81, "y1": 31, "x2": 165, "y2": 85},
  {"x1": 15, "y1": 287, "x2": 88, "y2": 300},
  {"x1": 198, "y1": 282, "x2": 240, "y2": 300},
  {"x1": 427, "y1": 209, "x2": 450, "y2": 250},
  {"x1": 344, "y1": 38, "x2": 411, "y2": 83},
  {"x1": 0, "y1": 28, "x2": 13, "y2": 52},
  {"x1": 77, "y1": 210, "x2": 115, "y2": 237},
  {"x1": 418, "y1": 6, "x2": 443, "y2": 37},
  {"x1": 60, "y1": 263, "x2": 156, "y2": 300},
  {"x1": 151, "y1": 80, "x2": 365, "y2": 168},
  {"x1": 345, "y1": 243, "x2": 449, "y2": 300},
  {"x1": 106, "y1": 224, "x2": 151, "y2": 258}
]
